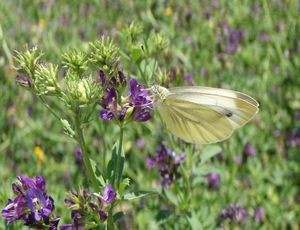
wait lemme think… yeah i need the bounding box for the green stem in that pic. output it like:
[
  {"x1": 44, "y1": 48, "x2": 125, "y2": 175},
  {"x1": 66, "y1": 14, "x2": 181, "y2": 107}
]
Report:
[
  {"x1": 39, "y1": 95, "x2": 61, "y2": 121},
  {"x1": 75, "y1": 115, "x2": 99, "y2": 191},
  {"x1": 107, "y1": 126, "x2": 124, "y2": 230},
  {"x1": 116, "y1": 127, "x2": 124, "y2": 188},
  {"x1": 107, "y1": 209, "x2": 115, "y2": 230}
]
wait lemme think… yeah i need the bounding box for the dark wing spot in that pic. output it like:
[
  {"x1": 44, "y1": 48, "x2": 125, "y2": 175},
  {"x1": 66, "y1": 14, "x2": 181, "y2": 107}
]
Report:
[{"x1": 226, "y1": 112, "x2": 233, "y2": 117}]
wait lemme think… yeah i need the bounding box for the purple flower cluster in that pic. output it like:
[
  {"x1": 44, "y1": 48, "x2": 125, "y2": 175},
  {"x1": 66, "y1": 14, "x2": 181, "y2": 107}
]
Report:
[
  {"x1": 99, "y1": 70, "x2": 152, "y2": 123},
  {"x1": 216, "y1": 22, "x2": 244, "y2": 54},
  {"x1": 234, "y1": 143, "x2": 257, "y2": 165},
  {"x1": 218, "y1": 204, "x2": 248, "y2": 225},
  {"x1": 1, "y1": 175, "x2": 60, "y2": 229},
  {"x1": 253, "y1": 207, "x2": 265, "y2": 222},
  {"x1": 147, "y1": 145, "x2": 185, "y2": 187},
  {"x1": 61, "y1": 184, "x2": 116, "y2": 229},
  {"x1": 205, "y1": 172, "x2": 221, "y2": 190}
]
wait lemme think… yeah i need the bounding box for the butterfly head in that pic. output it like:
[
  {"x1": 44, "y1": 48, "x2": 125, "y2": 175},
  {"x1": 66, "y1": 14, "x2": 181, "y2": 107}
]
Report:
[{"x1": 149, "y1": 85, "x2": 171, "y2": 104}]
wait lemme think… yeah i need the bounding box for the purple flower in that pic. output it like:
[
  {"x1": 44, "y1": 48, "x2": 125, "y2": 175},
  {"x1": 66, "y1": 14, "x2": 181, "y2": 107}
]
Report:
[
  {"x1": 75, "y1": 146, "x2": 83, "y2": 164},
  {"x1": 135, "y1": 138, "x2": 145, "y2": 149},
  {"x1": 205, "y1": 173, "x2": 220, "y2": 190},
  {"x1": 1, "y1": 196, "x2": 25, "y2": 224},
  {"x1": 12, "y1": 175, "x2": 46, "y2": 196},
  {"x1": 253, "y1": 207, "x2": 265, "y2": 222},
  {"x1": 49, "y1": 217, "x2": 61, "y2": 230},
  {"x1": 100, "y1": 88, "x2": 118, "y2": 120},
  {"x1": 99, "y1": 70, "x2": 127, "y2": 89},
  {"x1": 243, "y1": 143, "x2": 256, "y2": 158},
  {"x1": 128, "y1": 79, "x2": 153, "y2": 122},
  {"x1": 227, "y1": 29, "x2": 244, "y2": 54},
  {"x1": 218, "y1": 204, "x2": 248, "y2": 225},
  {"x1": 64, "y1": 188, "x2": 111, "y2": 227},
  {"x1": 26, "y1": 188, "x2": 54, "y2": 222},
  {"x1": 16, "y1": 75, "x2": 33, "y2": 88},
  {"x1": 98, "y1": 184, "x2": 116, "y2": 207},
  {"x1": 1, "y1": 176, "x2": 59, "y2": 228},
  {"x1": 147, "y1": 145, "x2": 185, "y2": 187},
  {"x1": 99, "y1": 78, "x2": 153, "y2": 123},
  {"x1": 184, "y1": 73, "x2": 195, "y2": 85},
  {"x1": 89, "y1": 203, "x2": 108, "y2": 221}
]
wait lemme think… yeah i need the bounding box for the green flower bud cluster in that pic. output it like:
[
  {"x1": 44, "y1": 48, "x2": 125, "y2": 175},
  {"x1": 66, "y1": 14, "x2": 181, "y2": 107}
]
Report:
[
  {"x1": 121, "y1": 22, "x2": 143, "y2": 43},
  {"x1": 62, "y1": 50, "x2": 89, "y2": 76},
  {"x1": 14, "y1": 37, "x2": 122, "y2": 133},
  {"x1": 149, "y1": 32, "x2": 169, "y2": 55},
  {"x1": 89, "y1": 37, "x2": 120, "y2": 77},
  {"x1": 34, "y1": 63, "x2": 59, "y2": 95},
  {"x1": 14, "y1": 47, "x2": 43, "y2": 77},
  {"x1": 63, "y1": 77, "x2": 100, "y2": 108}
]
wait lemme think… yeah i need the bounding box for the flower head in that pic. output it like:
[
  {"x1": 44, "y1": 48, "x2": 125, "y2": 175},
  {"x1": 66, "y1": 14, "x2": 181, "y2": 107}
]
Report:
[
  {"x1": 26, "y1": 188, "x2": 54, "y2": 222},
  {"x1": 227, "y1": 29, "x2": 244, "y2": 54},
  {"x1": 1, "y1": 176, "x2": 60, "y2": 229},
  {"x1": 243, "y1": 143, "x2": 256, "y2": 158},
  {"x1": 1, "y1": 196, "x2": 25, "y2": 224},
  {"x1": 99, "y1": 77, "x2": 153, "y2": 123},
  {"x1": 127, "y1": 79, "x2": 152, "y2": 121},
  {"x1": 253, "y1": 207, "x2": 265, "y2": 222},
  {"x1": 63, "y1": 185, "x2": 115, "y2": 228},
  {"x1": 205, "y1": 173, "x2": 221, "y2": 190},
  {"x1": 98, "y1": 184, "x2": 116, "y2": 207},
  {"x1": 100, "y1": 88, "x2": 118, "y2": 121},
  {"x1": 75, "y1": 146, "x2": 83, "y2": 165},
  {"x1": 147, "y1": 145, "x2": 185, "y2": 187},
  {"x1": 218, "y1": 204, "x2": 248, "y2": 225}
]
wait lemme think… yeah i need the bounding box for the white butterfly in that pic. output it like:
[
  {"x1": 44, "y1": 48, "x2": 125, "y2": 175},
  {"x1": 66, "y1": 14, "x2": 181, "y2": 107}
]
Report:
[{"x1": 150, "y1": 85, "x2": 259, "y2": 145}]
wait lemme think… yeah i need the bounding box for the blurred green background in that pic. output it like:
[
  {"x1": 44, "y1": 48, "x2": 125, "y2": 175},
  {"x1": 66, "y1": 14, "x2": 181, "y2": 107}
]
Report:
[{"x1": 1, "y1": 0, "x2": 300, "y2": 229}]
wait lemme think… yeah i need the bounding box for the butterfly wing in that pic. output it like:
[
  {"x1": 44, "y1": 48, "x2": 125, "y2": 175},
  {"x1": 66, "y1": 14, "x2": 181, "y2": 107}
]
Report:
[
  {"x1": 169, "y1": 86, "x2": 259, "y2": 107},
  {"x1": 157, "y1": 87, "x2": 259, "y2": 144}
]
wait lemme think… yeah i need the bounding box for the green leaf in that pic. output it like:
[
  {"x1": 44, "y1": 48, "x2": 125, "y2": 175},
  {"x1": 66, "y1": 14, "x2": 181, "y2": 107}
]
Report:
[
  {"x1": 194, "y1": 165, "x2": 221, "y2": 175},
  {"x1": 119, "y1": 178, "x2": 130, "y2": 196},
  {"x1": 155, "y1": 210, "x2": 173, "y2": 223},
  {"x1": 123, "y1": 191, "x2": 157, "y2": 200},
  {"x1": 89, "y1": 158, "x2": 105, "y2": 188},
  {"x1": 186, "y1": 212, "x2": 202, "y2": 230},
  {"x1": 199, "y1": 145, "x2": 222, "y2": 165},
  {"x1": 107, "y1": 143, "x2": 118, "y2": 185},
  {"x1": 163, "y1": 189, "x2": 178, "y2": 206},
  {"x1": 113, "y1": 211, "x2": 125, "y2": 223},
  {"x1": 131, "y1": 46, "x2": 143, "y2": 61}
]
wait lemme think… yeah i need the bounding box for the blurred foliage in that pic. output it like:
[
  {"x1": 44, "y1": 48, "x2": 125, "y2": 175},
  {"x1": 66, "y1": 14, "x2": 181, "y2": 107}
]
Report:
[{"x1": 1, "y1": 0, "x2": 300, "y2": 229}]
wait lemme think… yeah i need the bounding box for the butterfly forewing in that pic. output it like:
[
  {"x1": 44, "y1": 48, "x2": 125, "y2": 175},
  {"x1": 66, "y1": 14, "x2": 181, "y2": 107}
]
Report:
[{"x1": 169, "y1": 86, "x2": 259, "y2": 107}]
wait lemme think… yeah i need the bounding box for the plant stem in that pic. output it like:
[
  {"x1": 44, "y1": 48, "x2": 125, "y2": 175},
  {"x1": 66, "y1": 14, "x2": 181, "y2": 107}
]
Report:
[
  {"x1": 107, "y1": 209, "x2": 115, "y2": 230},
  {"x1": 116, "y1": 127, "x2": 124, "y2": 188},
  {"x1": 107, "y1": 126, "x2": 124, "y2": 230},
  {"x1": 75, "y1": 115, "x2": 99, "y2": 191}
]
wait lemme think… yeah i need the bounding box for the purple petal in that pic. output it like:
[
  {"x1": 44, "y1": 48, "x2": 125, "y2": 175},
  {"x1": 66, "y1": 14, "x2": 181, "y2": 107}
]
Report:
[
  {"x1": 100, "y1": 109, "x2": 115, "y2": 120},
  {"x1": 35, "y1": 176, "x2": 45, "y2": 191},
  {"x1": 102, "y1": 184, "x2": 116, "y2": 205}
]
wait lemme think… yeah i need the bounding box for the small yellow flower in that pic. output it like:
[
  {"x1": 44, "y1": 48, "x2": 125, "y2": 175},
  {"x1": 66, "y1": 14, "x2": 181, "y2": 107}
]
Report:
[
  {"x1": 116, "y1": 21, "x2": 122, "y2": 30},
  {"x1": 164, "y1": 7, "x2": 173, "y2": 17},
  {"x1": 38, "y1": 18, "x2": 45, "y2": 29},
  {"x1": 34, "y1": 146, "x2": 45, "y2": 162}
]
